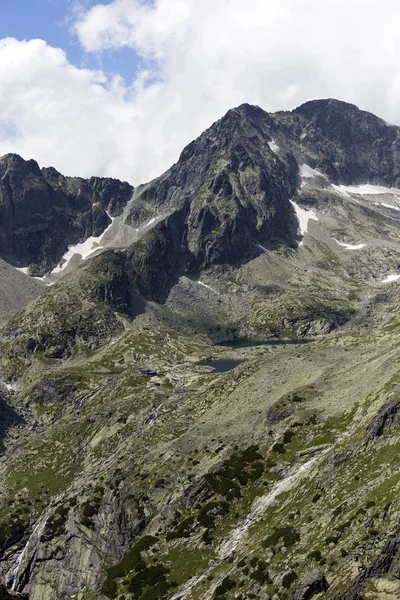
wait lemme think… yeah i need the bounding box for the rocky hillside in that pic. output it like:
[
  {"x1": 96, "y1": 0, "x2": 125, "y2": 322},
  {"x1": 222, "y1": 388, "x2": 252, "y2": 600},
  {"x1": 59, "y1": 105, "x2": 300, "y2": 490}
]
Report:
[
  {"x1": 0, "y1": 260, "x2": 44, "y2": 323},
  {"x1": 2, "y1": 99, "x2": 400, "y2": 600}
]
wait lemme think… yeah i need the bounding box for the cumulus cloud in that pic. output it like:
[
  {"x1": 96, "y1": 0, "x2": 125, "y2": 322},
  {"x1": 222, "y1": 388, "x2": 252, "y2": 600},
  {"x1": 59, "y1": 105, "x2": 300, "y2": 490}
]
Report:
[{"x1": 2, "y1": 0, "x2": 400, "y2": 183}]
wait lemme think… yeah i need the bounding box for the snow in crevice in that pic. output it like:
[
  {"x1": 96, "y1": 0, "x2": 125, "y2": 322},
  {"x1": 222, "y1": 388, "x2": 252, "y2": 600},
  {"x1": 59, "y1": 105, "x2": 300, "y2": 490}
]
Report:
[
  {"x1": 333, "y1": 239, "x2": 366, "y2": 250},
  {"x1": 381, "y1": 202, "x2": 400, "y2": 211},
  {"x1": 290, "y1": 199, "x2": 319, "y2": 246},
  {"x1": 257, "y1": 244, "x2": 269, "y2": 253},
  {"x1": 299, "y1": 164, "x2": 326, "y2": 188},
  {"x1": 134, "y1": 216, "x2": 159, "y2": 233},
  {"x1": 300, "y1": 164, "x2": 324, "y2": 179},
  {"x1": 197, "y1": 281, "x2": 219, "y2": 295},
  {"x1": 382, "y1": 274, "x2": 400, "y2": 283},
  {"x1": 15, "y1": 266, "x2": 45, "y2": 282},
  {"x1": 51, "y1": 215, "x2": 115, "y2": 275},
  {"x1": 268, "y1": 139, "x2": 280, "y2": 153}
]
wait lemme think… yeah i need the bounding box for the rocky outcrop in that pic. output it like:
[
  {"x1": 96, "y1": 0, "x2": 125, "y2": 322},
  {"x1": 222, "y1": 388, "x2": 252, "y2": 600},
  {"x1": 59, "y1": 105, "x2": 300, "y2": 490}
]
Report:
[
  {"x1": 27, "y1": 377, "x2": 77, "y2": 406},
  {"x1": 275, "y1": 98, "x2": 400, "y2": 186},
  {"x1": 0, "y1": 395, "x2": 23, "y2": 453},
  {"x1": 0, "y1": 259, "x2": 44, "y2": 323},
  {"x1": 366, "y1": 399, "x2": 400, "y2": 442},
  {"x1": 332, "y1": 532, "x2": 400, "y2": 599},
  {"x1": 290, "y1": 569, "x2": 329, "y2": 600},
  {"x1": 0, "y1": 585, "x2": 27, "y2": 599},
  {"x1": 125, "y1": 205, "x2": 190, "y2": 302},
  {"x1": 0, "y1": 154, "x2": 133, "y2": 274}
]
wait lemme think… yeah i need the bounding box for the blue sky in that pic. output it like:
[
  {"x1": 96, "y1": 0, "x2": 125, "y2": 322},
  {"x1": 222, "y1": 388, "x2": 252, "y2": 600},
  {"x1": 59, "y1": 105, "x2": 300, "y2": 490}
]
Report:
[{"x1": 0, "y1": 0, "x2": 140, "y2": 82}]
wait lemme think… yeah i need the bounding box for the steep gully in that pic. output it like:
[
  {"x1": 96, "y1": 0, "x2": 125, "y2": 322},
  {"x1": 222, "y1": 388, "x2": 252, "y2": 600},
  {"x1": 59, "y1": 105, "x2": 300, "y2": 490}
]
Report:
[{"x1": 171, "y1": 446, "x2": 333, "y2": 600}]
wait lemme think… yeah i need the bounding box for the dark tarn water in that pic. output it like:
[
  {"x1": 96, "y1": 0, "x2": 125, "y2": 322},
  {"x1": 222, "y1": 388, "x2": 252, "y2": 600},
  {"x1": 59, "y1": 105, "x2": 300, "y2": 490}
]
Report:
[
  {"x1": 197, "y1": 359, "x2": 243, "y2": 373},
  {"x1": 216, "y1": 338, "x2": 314, "y2": 349}
]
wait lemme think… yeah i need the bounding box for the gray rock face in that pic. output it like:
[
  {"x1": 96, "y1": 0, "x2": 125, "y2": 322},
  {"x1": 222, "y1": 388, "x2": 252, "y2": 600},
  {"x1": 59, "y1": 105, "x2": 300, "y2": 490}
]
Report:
[
  {"x1": 27, "y1": 377, "x2": 77, "y2": 406},
  {"x1": 291, "y1": 99, "x2": 400, "y2": 186},
  {"x1": 0, "y1": 259, "x2": 44, "y2": 322},
  {"x1": 366, "y1": 399, "x2": 400, "y2": 441},
  {"x1": 126, "y1": 104, "x2": 300, "y2": 281},
  {"x1": 290, "y1": 569, "x2": 330, "y2": 600},
  {"x1": 332, "y1": 535, "x2": 400, "y2": 599},
  {"x1": 0, "y1": 154, "x2": 133, "y2": 274}
]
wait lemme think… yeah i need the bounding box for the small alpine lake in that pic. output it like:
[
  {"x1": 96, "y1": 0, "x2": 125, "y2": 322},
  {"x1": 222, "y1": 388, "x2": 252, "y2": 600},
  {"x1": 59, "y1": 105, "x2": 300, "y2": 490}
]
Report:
[{"x1": 197, "y1": 359, "x2": 244, "y2": 373}]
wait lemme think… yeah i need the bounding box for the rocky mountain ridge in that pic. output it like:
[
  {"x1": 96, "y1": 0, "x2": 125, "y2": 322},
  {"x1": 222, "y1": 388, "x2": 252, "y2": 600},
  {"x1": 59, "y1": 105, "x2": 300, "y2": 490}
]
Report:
[
  {"x1": 2, "y1": 99, "x2": 400, "y2": 599},
  {"x1": 0, "y1": 153, "x2": 133, "y2": 275}
]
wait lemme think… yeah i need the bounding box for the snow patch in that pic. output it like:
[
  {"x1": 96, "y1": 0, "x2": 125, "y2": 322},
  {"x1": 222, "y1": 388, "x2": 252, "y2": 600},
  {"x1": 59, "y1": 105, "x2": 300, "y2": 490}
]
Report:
[
  {"x1": 381, "y1": 202, "x2": 400, "y2": 211},
  {"x1": 299, "y1": 164, "x2": 326, "y2": 189},
  {"x1": 333, "y1": 184, "x2": 400, "y2": 196},
  {"x1": 51, "y1": 215, "x2": 115, "y2": 275},
  {"x1": 145, "y1": 217, "x2": 157, "y2": 227},
  {"x1": 257, "y1": 244, "x2": 269, "y2": 253},
  {"x1": 382, "y1": 274, "x2": 400, "y2": 283},
  {"x1": 290, "y1": 200, "x2": 319, "y2": 246},
  {"x1": 197, "y1": 281, "x2": 219, "y2": 295},
  {"x1": 1, "y1": 381, "x2": 16, "y2": 392},
  {"x1": 300, "y1": 164, "x2": 324, "y2": 179},
  {"x1": 268, "y1": 139, "x2": 280, "y2": 153},
  {"x1": 333, "y1": 239, "x2": 366, "y2": 250}
]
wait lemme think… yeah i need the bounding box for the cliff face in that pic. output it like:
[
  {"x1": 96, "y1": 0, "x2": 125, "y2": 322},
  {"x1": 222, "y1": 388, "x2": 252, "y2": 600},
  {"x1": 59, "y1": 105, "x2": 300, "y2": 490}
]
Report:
[
  {"x1": 126, "y1": 105, "x2": 300, "y2": 276},
  {"x1": 0, "y1": 154, "x2": 133, "y2": 274}
]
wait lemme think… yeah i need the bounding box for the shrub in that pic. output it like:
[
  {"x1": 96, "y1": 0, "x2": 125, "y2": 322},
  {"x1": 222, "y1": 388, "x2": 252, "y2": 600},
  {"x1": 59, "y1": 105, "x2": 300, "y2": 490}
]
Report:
[
  {"x1": 213, "y1": 576, "x2": 236, "y2": 597},
  {"x1": 272, "y1": 443, "x2": 285, "y2": 454},
  {"x1": 282, "y1": 571, "x2": 298, "y2": 589},
  {"x1": 283, "y1": 430, "x2": 296, "y2": 444},
  {"x1": 263, "y1": 526, "x2": 300, "y2": 549}
]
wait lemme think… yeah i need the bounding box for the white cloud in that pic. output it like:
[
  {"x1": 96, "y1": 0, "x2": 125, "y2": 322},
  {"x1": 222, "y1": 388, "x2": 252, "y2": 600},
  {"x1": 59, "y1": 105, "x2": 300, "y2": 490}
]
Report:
[{"x1": 2, "y1": 1, "x2": 400, "y2": 184}]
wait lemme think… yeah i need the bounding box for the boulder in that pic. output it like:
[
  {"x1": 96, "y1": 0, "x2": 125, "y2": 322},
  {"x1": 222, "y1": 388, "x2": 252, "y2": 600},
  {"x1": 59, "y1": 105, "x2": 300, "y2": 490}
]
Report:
[
  {"x1": 0, "y1": 584, "x2": 28, "y2": 599},
  {"x1": 290, "y1": 569, "x2": 329, "y2": 600}
]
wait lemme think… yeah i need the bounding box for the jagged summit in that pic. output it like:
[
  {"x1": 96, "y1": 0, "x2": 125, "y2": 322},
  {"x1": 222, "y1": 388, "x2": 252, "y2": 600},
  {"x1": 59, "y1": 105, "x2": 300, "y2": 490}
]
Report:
[{"x1": 0, "y1": 153, "x2": 133, "y2": 274}]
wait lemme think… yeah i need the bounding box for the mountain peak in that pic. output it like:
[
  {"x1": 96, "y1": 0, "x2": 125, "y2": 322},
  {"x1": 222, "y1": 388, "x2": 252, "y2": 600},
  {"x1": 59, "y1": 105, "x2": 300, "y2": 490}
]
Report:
[
  {"x1": 0, "y1": 153, "x2": 42, "y2": 178},
  {"x1": 294, "y1": 97, "x2": 362, "y2": 116}
]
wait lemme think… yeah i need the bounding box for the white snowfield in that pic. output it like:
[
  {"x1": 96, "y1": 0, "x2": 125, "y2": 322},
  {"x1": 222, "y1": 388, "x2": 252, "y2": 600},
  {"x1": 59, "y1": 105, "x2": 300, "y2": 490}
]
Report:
[
  {"x1": 333, "y1": 239, "x2": 366, "y2": 250},
  {"x1": 382, "y1": 274, "x2": 400, "y2": 283},
  {"x1": 290, "y1": 199, "x2": 319, "y2": 246},
  {"x1": 299, "y1": 164, "x2": 326, "y2": 188},
  {"x1": 51, "y1": 215, "x2": 115, "y2": 275},
  {"x1": 268, "y1": 139, "x2": 280, "y2": 153}
]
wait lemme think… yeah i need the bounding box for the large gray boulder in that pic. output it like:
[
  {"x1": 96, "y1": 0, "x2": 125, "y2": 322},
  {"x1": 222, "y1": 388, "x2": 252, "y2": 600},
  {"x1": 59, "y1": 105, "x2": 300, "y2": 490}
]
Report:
[{"x1": 290, "y1": 569, "x2": 330, "y2": 600}]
